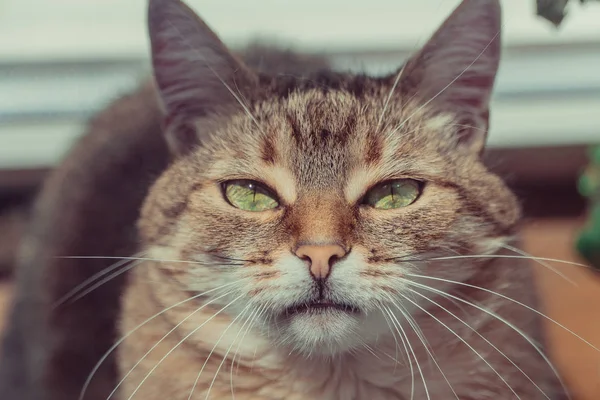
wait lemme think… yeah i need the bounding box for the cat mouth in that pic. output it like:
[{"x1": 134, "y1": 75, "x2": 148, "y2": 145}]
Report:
[{"x1": 284, "y1": 301, "x2": 360, "y2": 316}]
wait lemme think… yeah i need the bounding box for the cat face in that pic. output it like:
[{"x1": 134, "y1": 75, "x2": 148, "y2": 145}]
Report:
[{"x1": 140, "y1": 0, "x2": 520, "y2": 355}]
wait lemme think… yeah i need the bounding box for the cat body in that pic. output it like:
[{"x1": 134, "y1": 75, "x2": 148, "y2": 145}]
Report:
[{"x1": 0, "y1": 0, "x2": 568, "y2": 399}]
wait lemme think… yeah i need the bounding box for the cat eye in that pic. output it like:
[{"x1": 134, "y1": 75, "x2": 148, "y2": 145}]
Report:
[
  {"x1": 363, "y1": 179, "x2": 421, "y2": 209},
  {"x1": 223, "y1": 180, "x2": 279, "y2": 212}
]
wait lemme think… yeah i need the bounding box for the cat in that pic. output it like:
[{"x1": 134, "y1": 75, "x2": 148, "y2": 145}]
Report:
[{"x1": 0, "y1": 0, "x2": 572, "y2": 399}]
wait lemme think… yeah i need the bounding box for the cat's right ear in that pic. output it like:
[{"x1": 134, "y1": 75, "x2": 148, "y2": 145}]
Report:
[
  {"x1": 148, "y1": 0, "x2": 258, "y2": 155},
  {"x1": 395, "y1": 0, "x2": 501, "y2": 155}
]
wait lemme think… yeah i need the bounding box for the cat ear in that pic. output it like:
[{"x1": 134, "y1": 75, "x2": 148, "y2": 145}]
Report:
[
  {"x1": 399, "y1": 0, "x2": 501, "y2": 154},
  {"x1": 148, "y1": 0, "x2": 258, "y2": 155}
]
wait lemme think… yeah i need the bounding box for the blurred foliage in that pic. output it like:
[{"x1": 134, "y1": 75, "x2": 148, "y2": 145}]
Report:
[
  {"x1": 576, "y1": 147, "x2": 600, "y2": 270},
  {"x1": 537, "y1": 0, "x2": 600, "y2": 26}
]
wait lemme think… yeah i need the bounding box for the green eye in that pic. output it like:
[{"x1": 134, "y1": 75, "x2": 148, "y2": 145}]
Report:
[
  {"x1": 364, "y1": 179, "x2": 421, "y2": 209},
  {"x1": 223, "y1": 180, "x2": 279, "y2": 212}
]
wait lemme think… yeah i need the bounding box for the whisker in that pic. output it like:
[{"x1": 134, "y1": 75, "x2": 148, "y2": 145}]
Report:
[
  {"x1": 236, "y1": 307, "x2": 266, "y2": 379},
  {"x1": 56, "y1": 255, "x2": 244, "y2": 267},
  {"x1": 376, "y1": 65, "x2": 406, "y2": 130},
  {"x1": 55, "y1": 256, "x2": 243, "y2": 308},
  {"x1": 359, "y1": 342, "x2": 383, "y2": 361},
  {"x1": 389, "y1": 299, "x2": 459, "y2": 399},
  {"x1": 404, "y1": 277, "x2": 572, "y2": 398},
  {"x1": 61, "y1": 259, "x2": 145, "y2": 307},
  {"x1": 426, "y1": 254, "x2": 590, "y2": 270},
  {"x1": 384, "y1": 306, "x2": 415, "y2": 400},
  {"x1": 383, "y1": 306, "x2": 427, "y2": 400},
  {"x1": 405, "y1": 273, "x2": 600, "y2": 353},
  {"x1": 54, "y1": 251, "x2": 147, "y2": 306},
  {"x1": 401, "y1": 295, "x2": 429, "y2": 348},
  {"x1": 203, "y1": 306, "x2": 257, "y2": 400},
  {"x1": 187, "y1": 303, "x2": 254, "y2": 400},
  {"x1": 78, "y1": 280, "x2": 247, "y2": 400},
  {"x1": 376, "y1": 271, "x2": 414, "y2": 370},
  {"x1": 500, "y1": 244, "x2": 576, "y2": 284},
  {"x1": 405, "y1": 286, "x2": 551, "y2": 400},
  {"x1": 230, "y1": 304, "x2": 267, "y2": 399},
  {"x1": 107, "y1": 289, "x2": 239, "y2": 400},
  {"x1": 210, "y1": 306, "x2": 266, "y2": 400},
  {"x1": 396, "y1": 291, "x2": 521, "y2": 398},
  {"x1": 125, "y1": 293, "x2": 245, "y2": 400},
  {"x1": 379, "y1": 305, "x2": 403, "y2": 371}
]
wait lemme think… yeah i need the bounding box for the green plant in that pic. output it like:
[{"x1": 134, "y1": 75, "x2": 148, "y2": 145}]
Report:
[{"x1": 576, "y1": 146, "x2": 600, "y2": 269}]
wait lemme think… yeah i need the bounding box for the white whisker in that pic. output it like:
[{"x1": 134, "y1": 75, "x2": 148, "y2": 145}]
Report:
[
  {"x1": 187, "y1": 303, "x2": 254, "y2": 400},
  {"x1": 405, "y1": 286, "x2": 551, "y2": 400},
  {"x1": 404, "y1": 277, "x2": 572, "y2": 398},
  {"x1": 359, "y1": 342, "x2": 383, "y2": 360},
  {"x1": 202, "y1": 305, "x2": 257, "y2": 400},
  {"x1": 65, "y1": 260, "x2": 144, "y2": 306},
  {"x1": 125, "y1": 293, "x2": 245, "y2": 400},
  {"x1": 389, "y1": 299, "x2": 459, "y2": 399},
  {"x1": 376, "y1": 66, "x2": 406, "y2": 130},
  {"x1": 79, "y1": 280, "x2": 246, "y2": 400},
  {"x1": 127, "y1": 295, "x2": 244, "y2": 400},
  {"x1": 396, "y1": 291, "x2": 521, "y2": 398},
  {"x1": 380, "y1": 305, "x2": 404, "y2": 371},
  {"x1": 230, "y1": 304, "x2": 267, "y2": 399},
  {"x1": 56, "y1": 255, "x2": 243, "y2": 267},
  {"x1": 383, "y1": 306, "x2": 428, "y2": 400},
  {"x1": 108, "y1": 289, "x2": 239, "y2": 400},
  {"x1": 405, "y1": 273, "x2": 600, "y2": 353},
  {"x1": 54, "y1": 251, "x2": 147, "y2": 307},
  {"x1": 428, "y1": 254, "x2": 590, "y2": 270},
  {"x1": 218, "y1": 306, "x2": 266, "y2": 400},
  {"x1": 55, "y1": 255, "x2": 244, "y2": 308},
  {"x1": 501, "y1": 244, "x2": 576, "y2": 284}
]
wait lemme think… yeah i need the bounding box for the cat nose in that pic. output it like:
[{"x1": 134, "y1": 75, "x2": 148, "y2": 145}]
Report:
[{"x1": 294, "y1": 244, "x2": 347, "y2": 280}]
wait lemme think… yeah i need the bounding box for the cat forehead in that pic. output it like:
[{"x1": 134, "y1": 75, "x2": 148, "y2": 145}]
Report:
[
  {"x1": 264, "y1": 89, "x2": 370, "y2": 152},
  {"x1": 198, "y1": 87, "x2": 453, "y2": 198},
  {"x1": 255, "y1": 87, "x2": 418, "y2": 146},
  {"x1": 254, "y1": 86, "x2": 450, "y2": 159}
]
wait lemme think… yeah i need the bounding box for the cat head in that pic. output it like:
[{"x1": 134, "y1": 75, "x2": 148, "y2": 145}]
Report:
[{"x1": 140, "y1": 0, "x2": 520, "y2": 356}]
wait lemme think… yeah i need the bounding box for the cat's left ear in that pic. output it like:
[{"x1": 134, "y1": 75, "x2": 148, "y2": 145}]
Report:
[
  {"x1": 148, "y1": 0, "x2": 258, "y2": 155},
  {"x1": 398, "y1": 0, "x2": 501, "y2": 154}
]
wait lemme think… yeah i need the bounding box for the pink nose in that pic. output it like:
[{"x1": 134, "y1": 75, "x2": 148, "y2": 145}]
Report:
[{"x1": 294, "y1": 244, "x2": 347, "y2": 280}]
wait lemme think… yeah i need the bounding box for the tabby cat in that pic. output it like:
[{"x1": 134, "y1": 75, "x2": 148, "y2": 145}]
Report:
[{"x1": 0, "y1": 0, "x2": 570, "y2": 399}]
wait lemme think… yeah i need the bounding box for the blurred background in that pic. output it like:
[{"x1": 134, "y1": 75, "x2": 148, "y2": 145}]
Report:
[{"x1": 0, "y1": 0, "x2": 599, "y2": 398}]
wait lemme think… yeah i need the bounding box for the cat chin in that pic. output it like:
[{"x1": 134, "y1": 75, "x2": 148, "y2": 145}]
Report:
[
  {"x1": 276, "y1": 310, "x2": 362, "y2": 355},
  {"x1": 272, "y1": 308, "x2": 389, "y2": 356}
]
